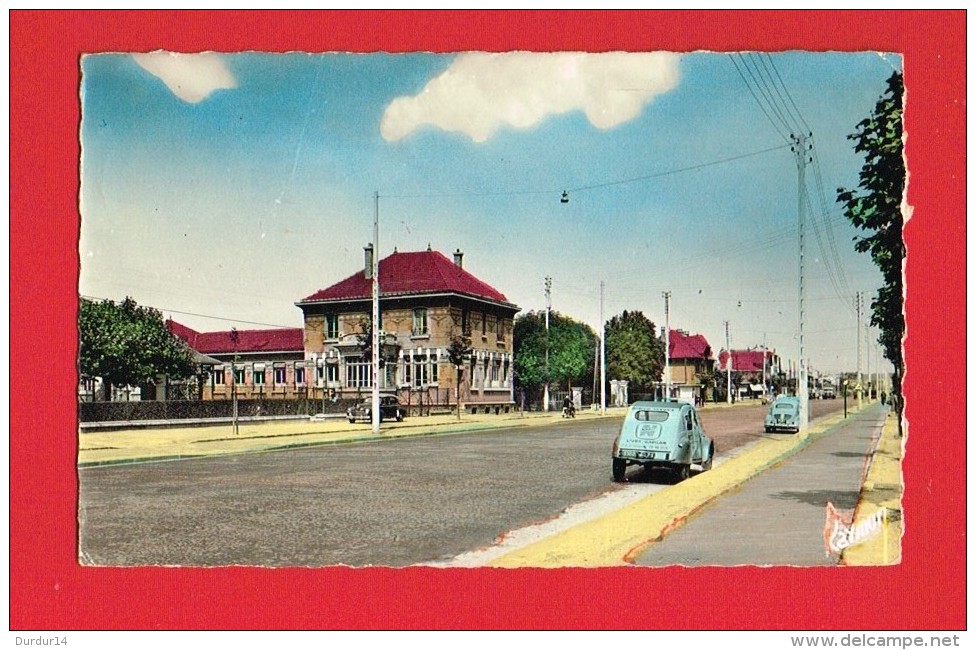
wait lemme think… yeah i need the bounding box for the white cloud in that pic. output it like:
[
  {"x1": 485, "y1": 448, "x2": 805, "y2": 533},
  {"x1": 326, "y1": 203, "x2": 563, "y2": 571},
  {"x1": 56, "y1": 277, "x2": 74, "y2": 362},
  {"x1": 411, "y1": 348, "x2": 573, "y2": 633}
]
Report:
[
  {"x1": 381, "y1": 52, "x2": 681, "y2": 143},
  {"x1": 132, "y1": 51, "x2": 237, "y2": 103}
]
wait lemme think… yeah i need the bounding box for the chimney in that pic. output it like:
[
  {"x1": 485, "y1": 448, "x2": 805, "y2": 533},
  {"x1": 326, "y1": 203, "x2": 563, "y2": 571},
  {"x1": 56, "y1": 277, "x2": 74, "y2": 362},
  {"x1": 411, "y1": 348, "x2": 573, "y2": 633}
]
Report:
[
  {"x1": 364, "y1": 243, "x2": 374, "y2": 279},
  {"x1": 453, "y1": 248, "x2": 464, "y2": 268}
]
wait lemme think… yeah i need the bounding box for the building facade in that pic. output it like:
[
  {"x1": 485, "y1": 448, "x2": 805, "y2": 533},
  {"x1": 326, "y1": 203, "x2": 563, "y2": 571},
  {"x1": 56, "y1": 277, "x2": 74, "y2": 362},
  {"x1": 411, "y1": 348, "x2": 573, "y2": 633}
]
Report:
[
  {"x1": 718, "y1": 347, "x2": 781, "y2": 398},
  {"x1": 296, "y1": 246, "x2": 520, "y2": 413},
  {"x1": 167, "y1": 321, "x2": 306, "y2": 400},
  {"x1": 665, "y1": 329, "x2": 713, "y2": 403}
]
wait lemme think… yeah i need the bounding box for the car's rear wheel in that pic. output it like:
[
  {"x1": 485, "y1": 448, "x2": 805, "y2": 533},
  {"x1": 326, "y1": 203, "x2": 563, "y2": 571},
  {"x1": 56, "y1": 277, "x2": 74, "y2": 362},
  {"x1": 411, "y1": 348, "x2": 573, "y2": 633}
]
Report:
[
  {"x1": 701, "y1": 443, "x2": 714, "y2": 472},
  {"x1": 674, "y1": 463, "x2": 691, "y2": 482},
  {"x1": 347, "y1": 418, "x2": 355, "y2": 424},
  {"x1": 612, "y1": 458, "x2": 626, "y2": 482}
]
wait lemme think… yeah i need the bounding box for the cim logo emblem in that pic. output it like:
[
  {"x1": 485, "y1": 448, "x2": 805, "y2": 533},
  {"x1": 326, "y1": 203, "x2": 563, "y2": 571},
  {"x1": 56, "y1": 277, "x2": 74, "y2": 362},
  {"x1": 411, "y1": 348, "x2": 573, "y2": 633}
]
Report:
[{"x1": 636, "y1": 424, "x2": 661, "y2": 439}]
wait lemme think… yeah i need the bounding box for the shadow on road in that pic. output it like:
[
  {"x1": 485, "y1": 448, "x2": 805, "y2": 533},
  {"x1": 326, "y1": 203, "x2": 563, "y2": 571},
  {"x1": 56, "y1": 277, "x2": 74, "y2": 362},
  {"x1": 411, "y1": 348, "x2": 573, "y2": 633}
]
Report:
[
  {"x1": 769, "y1": 489, "x2": 858, "y2": 509},
  {"x1": 623, "y1": 466, "x2": 686, "y2": 485}
]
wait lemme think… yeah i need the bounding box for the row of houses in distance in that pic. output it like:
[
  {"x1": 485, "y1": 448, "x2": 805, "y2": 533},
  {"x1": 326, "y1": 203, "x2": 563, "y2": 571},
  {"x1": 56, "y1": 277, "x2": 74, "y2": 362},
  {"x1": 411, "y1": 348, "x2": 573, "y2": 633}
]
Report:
[{"x1": 157, "y1": 246, "x2": 781, "y2": 411}]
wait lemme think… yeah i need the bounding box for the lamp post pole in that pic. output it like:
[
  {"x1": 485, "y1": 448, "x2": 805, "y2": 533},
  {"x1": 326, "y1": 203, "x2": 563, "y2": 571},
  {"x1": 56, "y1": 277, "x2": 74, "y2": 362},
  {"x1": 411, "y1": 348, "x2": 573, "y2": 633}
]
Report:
[
  {"x1": 725, "y1": 320, "x2": 732, "y2": 404},
  {"x1": 600, "y1": 280, "x2": 606, "y2": 415},
  {"x1": 321, "y1": 356, "x2": 326, "y2": 415},
  {"x1": 230, "y1": 327, "x2": 239, "y2": 436},
  {"x1": 663, "y1": 290, "x2": 671, "y2": 401},
  {"x1": 543, "y1": 276, "x2": 551, "y2": 412},
  {"x1": 372, "y1": 191, "x2": 381, "y2": 434}
]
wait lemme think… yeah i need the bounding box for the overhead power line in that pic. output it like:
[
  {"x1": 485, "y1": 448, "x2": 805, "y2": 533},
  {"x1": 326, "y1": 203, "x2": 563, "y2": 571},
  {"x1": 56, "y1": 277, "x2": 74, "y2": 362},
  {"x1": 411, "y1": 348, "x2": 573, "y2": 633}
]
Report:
[
  {"x1": 565, "y1": 144, "x2": 791, "y2": 194},
  {"x1": 80, "y1": 295, "x2": 298, "y2": 331},
  {"x1": 385, "y1": 143, "x2": 791, "y2": 200}
]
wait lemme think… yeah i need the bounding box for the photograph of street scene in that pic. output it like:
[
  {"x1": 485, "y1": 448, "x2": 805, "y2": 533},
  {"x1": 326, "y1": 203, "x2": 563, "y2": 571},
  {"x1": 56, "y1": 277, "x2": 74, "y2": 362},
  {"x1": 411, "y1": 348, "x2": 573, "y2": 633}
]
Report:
[{"x1": 77, "y1": 50, "x2": 905, "y2": 568}]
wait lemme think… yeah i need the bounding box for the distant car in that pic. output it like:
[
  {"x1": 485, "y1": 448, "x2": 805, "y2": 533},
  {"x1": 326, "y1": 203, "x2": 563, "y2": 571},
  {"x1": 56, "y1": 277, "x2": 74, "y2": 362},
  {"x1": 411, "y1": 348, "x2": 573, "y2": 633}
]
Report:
[
  {"x1": 821, "y1": 386, "x2": 836, "y2": 399},
  {"x1": 611, "y1": 401, "x2": 715, "y2": 483},
  {"x1": 346, "y1": 395, "x2": 405, "y2": 424},
  {"x1": 764, "y1": 396, "x2": 800, "y2": 433}
]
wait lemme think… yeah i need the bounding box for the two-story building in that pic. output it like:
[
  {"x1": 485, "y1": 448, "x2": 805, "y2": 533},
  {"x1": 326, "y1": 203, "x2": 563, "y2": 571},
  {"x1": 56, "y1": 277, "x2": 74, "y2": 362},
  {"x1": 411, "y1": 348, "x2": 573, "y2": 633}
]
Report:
[
  {"x1": 665, "y1": 329, "x2": 713, "y2": 403},
  {"x1": 295, "y1": 246, "x2": 520, "y2": 414}
]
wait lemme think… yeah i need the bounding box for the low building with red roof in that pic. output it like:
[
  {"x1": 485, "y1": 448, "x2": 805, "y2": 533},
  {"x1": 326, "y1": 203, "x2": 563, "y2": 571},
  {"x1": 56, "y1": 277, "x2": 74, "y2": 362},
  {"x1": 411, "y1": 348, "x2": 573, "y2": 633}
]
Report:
[
  {"x1": 718, "y1": 347, "x2": 782, "y2": 398},
  {"x1": 295, "y1": 246, "x2": 520, "y2": 413},
  {"x1": 167, "y1": 320, "x2": 306, "y2": 400}
]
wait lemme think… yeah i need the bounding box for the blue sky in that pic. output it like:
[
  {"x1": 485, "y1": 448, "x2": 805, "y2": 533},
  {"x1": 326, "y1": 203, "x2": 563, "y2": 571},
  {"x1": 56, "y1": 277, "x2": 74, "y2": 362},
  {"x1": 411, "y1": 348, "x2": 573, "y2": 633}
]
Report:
[{"x1": 79, "y1": 50, "x2": 902, "y2": 376}]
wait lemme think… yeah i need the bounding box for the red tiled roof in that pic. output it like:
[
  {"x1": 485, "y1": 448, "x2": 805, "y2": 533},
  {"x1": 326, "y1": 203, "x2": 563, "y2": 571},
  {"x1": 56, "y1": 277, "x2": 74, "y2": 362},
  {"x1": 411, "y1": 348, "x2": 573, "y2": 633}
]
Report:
[
  {"x1": 669, "y1": 330, "x2": 712, "y2": 360},
  {"x1": 167, "y1": 320, "x2": 304, "y2": 355},
  {"x1": 299, "y1": 249, "x2": 512, "y2": 306},
  {"x1": 718, "y1": 349, "x2": 772, "y2": 372}
]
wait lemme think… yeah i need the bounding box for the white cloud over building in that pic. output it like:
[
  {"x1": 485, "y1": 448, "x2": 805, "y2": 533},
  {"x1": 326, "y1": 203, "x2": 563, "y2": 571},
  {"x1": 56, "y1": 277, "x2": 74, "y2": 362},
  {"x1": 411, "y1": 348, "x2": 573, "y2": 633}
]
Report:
[{"x1": 381, "y1": 51, "x2": 681, "y2": 143}]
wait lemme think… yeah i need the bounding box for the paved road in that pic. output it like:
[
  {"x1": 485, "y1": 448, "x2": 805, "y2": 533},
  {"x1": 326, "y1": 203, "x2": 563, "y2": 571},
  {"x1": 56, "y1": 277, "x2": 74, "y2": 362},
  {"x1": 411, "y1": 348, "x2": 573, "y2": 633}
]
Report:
[
  {"x1": 77, "y1": 400, "x2": 845, "y2": 568},
  {"x1": 78, "y1": 417, "x2": 624, "y2": 567},
  {"x1": 634, "y1": 403, "x2": 886, "y2": 566}
]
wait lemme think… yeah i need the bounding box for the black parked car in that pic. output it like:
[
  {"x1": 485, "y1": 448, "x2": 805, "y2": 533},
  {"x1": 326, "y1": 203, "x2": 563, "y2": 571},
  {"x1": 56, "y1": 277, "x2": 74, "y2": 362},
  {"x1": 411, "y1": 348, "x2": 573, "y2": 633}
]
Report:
[{"x1": 346, "y1": 395, "x2": 405, "y2": 423}]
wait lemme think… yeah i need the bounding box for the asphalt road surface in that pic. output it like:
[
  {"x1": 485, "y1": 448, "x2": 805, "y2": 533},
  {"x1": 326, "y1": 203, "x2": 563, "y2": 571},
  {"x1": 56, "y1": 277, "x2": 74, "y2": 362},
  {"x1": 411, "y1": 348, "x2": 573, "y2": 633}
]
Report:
[{"x1": 77, "y1": 399, "x2": 844, "y2": 567}]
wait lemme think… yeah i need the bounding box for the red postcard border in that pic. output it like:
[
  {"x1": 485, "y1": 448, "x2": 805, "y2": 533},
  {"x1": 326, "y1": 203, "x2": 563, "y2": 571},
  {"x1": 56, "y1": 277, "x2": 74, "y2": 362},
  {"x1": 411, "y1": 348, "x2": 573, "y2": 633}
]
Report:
[{"x1": 9, "y1": 10, "x2": 966, "y2": 630}]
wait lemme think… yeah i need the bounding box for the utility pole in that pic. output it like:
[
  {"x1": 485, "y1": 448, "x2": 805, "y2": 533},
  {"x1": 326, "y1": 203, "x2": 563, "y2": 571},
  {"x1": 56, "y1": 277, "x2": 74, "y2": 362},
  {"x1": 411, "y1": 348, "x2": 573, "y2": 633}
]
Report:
[
  {"x1": 543, "y1": 276, "x2": 552, "y2": 412},
  {"x1": 725, "y1": 320, "x2": 732, "y2": 404},
  {"x1": 592, "y1": 335, "x2": 599, "y2": 405},
  {"x1": 230, "y1": 327, "x2": 239, "y2": 436},
  {"x1": 663, "y1": 290, "x2": 671, "y2": 401},
  {"x1": 600, "y1": 280, "x2": 606, "y2": 415},
  {"x1": 792, "y1": 132, "x2": 811, "y2": 430},
  {"x1": 865, "y1": 322, "x2": 871, "y2": 400},
  {"x1": 371, "y1": 191, "x2": 380, "y2": 434},
  {"x1": 856, "y1": 291, "x2": 863, "y2": 410},
  {"x1": 762, "y1": 332, "x2": 767, "y2": 399}
]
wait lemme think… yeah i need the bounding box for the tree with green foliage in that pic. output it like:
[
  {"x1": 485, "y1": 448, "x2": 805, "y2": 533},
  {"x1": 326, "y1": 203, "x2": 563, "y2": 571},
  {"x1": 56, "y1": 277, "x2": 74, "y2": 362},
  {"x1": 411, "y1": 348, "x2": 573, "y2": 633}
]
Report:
[
  {"x1": 513, "y1": 310, "x2": 596, "y2": 396},
  {"x1": 604, "y1": 310, "x2": 664, "y2": 394},
  {"x1": 513, "y1": 311, "x2": 548, "y2": 392},
  {"x1": 446, "y1": 332, "x2": 472, "y2": 418},
  {"x1": 78, "y1": 297, "x2": 196, "y2": 401},
  {"x1": 836, "y1": 70, "x2": 905, "y2": 429},
  {"x1": 548, "y1": 314, "x2": 596, "y2": 391}
]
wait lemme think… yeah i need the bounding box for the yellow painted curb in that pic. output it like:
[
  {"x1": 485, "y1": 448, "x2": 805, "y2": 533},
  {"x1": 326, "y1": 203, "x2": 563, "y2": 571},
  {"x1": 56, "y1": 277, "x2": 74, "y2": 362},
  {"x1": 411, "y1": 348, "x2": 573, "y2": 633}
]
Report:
[
  {"x1": 841, "y1": 409, "x2": 903, "y2": 566},
  {"x1": 488, "y1": 408, "x2": 861, "y2": 568}
]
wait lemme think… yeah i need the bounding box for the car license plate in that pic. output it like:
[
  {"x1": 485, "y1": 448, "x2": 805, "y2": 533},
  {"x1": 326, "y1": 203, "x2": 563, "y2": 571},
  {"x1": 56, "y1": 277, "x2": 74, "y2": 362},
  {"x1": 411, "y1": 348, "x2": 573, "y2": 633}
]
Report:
[{"x1": 635, "y1": 450, "x2": 653, "y2": 459}]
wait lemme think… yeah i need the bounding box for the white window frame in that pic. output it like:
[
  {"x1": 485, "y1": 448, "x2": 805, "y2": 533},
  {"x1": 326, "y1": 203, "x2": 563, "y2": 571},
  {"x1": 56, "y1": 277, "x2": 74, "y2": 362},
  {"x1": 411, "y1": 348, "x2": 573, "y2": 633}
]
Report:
[
  {"x1": 345, "y1": 357, "x2": 372, "y2": 388},
  {"x1": 412, "y1": 308, "x2": 428, "y2": 336},
  {"x1": 273, "y1": 365, "x2": 287, "y2": 385},
  {"x1": 325, "y1": 314, "x2": 340, "y2": 339}
]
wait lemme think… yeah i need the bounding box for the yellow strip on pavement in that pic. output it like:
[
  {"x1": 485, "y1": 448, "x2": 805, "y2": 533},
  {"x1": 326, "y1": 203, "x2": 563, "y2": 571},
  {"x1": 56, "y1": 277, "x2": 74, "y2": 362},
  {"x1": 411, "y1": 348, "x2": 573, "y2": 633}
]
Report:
[{"x1": 488, "y1": 409, "x2": 856, "y2": 568}]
